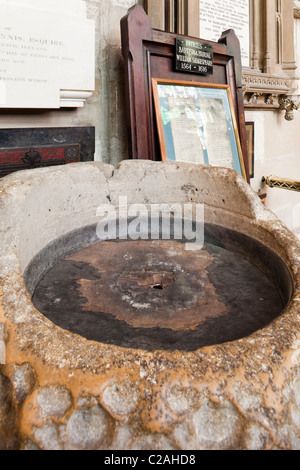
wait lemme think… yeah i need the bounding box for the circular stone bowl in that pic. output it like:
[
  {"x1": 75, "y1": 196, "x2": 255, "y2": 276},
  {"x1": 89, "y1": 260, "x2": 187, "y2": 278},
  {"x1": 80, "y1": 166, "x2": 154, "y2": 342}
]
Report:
[{"x1": 0, "y1": 160, "x2": 300, "y2": 451}]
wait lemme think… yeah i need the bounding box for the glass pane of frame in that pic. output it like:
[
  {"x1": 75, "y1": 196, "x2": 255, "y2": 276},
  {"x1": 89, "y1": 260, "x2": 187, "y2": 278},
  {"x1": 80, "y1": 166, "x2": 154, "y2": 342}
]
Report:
[{"x1": 152, "y1": 78, "x2": 246, "y2": 179}]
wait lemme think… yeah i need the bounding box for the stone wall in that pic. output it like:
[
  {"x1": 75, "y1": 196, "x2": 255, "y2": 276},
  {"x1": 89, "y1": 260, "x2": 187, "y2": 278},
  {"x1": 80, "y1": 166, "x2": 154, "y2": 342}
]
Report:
[
  {"x1": 246, "y1": 13, "x2": 300, "y2": 240},
  {"x1": 85, "y1": 0, "x2": 143, "y2": 165},
  {"x1": 0, "y1": 0, "x2": 143, "y2": 166}
]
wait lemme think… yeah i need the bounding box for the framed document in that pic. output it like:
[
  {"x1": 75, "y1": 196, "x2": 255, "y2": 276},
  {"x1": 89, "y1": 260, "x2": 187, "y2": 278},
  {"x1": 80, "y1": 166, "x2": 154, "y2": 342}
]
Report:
[{"x1": 152, "y1": 78, "x2": 246, "y2": 179}]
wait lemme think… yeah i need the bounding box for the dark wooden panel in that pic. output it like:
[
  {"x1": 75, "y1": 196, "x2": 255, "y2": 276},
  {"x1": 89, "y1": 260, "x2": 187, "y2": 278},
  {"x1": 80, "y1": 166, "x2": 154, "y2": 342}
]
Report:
[
  {"x1": 0, "y1": 126, "x2": 95, "y2": 178},
  {"x1": 121, "y1": 5, "x2": 250, "y2": 182},
  {"x1": 0, "y1": 144, "x2": 81, "y2": 178}
]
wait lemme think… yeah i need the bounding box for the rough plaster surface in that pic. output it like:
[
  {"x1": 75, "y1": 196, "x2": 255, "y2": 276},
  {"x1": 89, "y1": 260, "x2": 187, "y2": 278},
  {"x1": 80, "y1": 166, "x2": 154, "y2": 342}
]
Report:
[{"x1": 0, "y1": 161, "x2": 300, "y2": 450}]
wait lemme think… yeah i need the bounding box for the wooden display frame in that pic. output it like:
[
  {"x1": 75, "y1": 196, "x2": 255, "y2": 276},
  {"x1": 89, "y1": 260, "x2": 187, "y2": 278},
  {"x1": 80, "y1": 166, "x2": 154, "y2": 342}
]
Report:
[
  {"x1": 152, "y1": 78, "x2": 246, "y2": 179},
  {"x1": 246, "y1": 121, "x2": 254, "y2": 179},
  {"x1": 121, "y1": 5, "x2": 250, "y2": 182}
]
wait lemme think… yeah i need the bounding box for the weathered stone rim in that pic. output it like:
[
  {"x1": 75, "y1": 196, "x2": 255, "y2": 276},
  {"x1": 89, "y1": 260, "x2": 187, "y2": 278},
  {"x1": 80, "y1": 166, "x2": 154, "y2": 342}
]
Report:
[{"x1": 0, "y1": 161, "x2": 299, "y2": 367}]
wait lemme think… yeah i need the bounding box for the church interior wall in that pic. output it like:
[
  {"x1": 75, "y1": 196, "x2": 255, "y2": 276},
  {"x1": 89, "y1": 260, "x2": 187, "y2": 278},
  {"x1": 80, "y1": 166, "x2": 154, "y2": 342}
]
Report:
[
  {"x1": 246, "y1": 14, "x2": 300, "y2": 239},
  {"x1": 0, "y1": 0, "x2": 141, "y2": 167}
]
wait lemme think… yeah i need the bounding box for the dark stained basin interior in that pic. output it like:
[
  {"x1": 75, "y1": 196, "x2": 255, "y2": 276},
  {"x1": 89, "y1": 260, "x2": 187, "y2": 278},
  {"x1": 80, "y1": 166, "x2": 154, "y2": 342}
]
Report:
[{"x1": 26, "y1": 223, "x2": 293, "y2": 352}]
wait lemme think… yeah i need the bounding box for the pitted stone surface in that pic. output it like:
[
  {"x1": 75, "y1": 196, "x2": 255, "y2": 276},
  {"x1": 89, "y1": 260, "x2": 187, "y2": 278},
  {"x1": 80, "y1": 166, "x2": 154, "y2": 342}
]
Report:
[
  {"x1": 243, "y1": 424, "x2": 270, "y2": 450},
  {"x1": 33, "y1": 423, "x2": 63, "y2": 451},
  {"x1": 0, "y1": 339, "x2": 5, "y2": 365},
  {"x1": 293, "y1": 378, "x2": 300, "y2": 408},
  {"x1": 131, "y1": 434, "x2": 175, "y2": 450},
  {"x1": 172, "y1": 421, "x2": 197, "y2": 450},
  {"x1": 76, "y1": 393, "x2": 98, "y2": 408},
  {"x1": 0, "y1": 161, "x2": 300, "y2": 450},
  {"x1": 291, "y1": 404, "x2": 300, "y2": 428},
  {"x1": 0, "y1": 371, "x2": 19, "y2": 450},
  {"x1": 36, "y1": 385, "x2": 72, "y2": 418},
  {"x1": 22, "y1": 439, "x2": 40, "y2": 450},
  {"x1": 111, "y1": 424, "x2": 136, "y2": 450},
  {"x1": 192, "y1": 400, "x2": 242, "y2": 449},
  {"x1": 234, "y1": 385, "x2": 263, "y2": 412},
  {"x1": 165, "y1": 384, "x2": 199, "y2": 415},
  {"x1": 11, "y1": 363, "x2": 36, "y2": 404},
  {"x1": 102, "y1": 382, "x2": 140, "y2": 417},
  {"x1": 66, "y1": 406, "x2": 108, "y2": 450}
]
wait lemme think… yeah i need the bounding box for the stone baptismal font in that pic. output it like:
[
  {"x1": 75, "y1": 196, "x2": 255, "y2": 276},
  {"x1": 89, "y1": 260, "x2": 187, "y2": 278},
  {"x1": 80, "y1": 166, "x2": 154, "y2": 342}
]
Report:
[{"x1": 0, "y1": 160, "x2": 300, "y2": 450}]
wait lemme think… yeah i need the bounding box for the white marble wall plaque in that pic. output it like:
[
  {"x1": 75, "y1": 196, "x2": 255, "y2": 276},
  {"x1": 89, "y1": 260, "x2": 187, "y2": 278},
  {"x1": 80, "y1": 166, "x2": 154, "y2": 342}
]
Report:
[
  {"x1": 199, "y1": 0, "x2": 250, "y2": 67},
  {"x1": 0, "y1": 0, "x2": 87, "y2": 17},
  {"x1": 0, "y1": 0, "x2": 95, "y2": 108}
]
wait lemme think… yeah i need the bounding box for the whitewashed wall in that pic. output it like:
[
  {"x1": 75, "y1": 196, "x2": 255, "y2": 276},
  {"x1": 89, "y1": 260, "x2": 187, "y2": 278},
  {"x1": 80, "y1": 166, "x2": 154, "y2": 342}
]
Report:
[
  {"x1": 245, "y1": 17, "x2": 300, "y2": 240},
  {"x1": 246, "y1": 109, "x2": 300, "y2": 239}
]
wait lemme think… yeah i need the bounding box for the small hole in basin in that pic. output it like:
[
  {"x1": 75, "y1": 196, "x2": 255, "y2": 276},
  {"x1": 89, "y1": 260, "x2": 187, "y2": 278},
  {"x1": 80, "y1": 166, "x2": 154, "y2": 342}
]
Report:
[{"x1": 151, "y1": 284, "x2": 164, "y2": 290}]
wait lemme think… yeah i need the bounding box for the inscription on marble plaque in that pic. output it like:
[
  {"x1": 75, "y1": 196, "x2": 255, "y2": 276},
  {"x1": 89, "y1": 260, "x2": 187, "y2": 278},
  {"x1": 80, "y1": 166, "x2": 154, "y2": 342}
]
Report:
[
  {"x1": 0, "y1": 0, "x2": 95, "y2": 108},
  {"x1": 175, "y1": 38, "x2": 213, "y2": 75},
  {"x1": 199, "y1": 0, "x2": 250, "y2": 67}
]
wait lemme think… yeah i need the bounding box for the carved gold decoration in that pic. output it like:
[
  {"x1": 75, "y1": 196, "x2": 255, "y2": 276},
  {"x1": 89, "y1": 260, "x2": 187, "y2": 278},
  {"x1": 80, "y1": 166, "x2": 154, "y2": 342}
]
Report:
[{"x1": 263, "y1": 175, "x2": 300, "y2": 192}]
